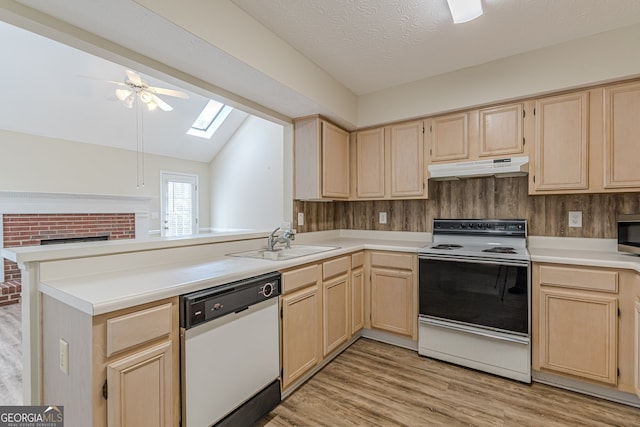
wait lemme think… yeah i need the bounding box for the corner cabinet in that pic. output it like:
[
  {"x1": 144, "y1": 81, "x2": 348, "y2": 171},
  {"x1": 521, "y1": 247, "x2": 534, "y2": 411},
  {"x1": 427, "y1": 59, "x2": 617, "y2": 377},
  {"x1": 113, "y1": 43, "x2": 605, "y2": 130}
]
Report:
[
  {"x1": 294, "y1": 116, "x2": 349, "y2": 200},
  {"x1": 350, "y1": 252, "x2": 365, "y2": 334},
  {"x1": 322, "y1": 256, "x2": 350, "y2": 356},
  {"x1": 368, "y1": 251, "x2": 417, "y2": 340}
]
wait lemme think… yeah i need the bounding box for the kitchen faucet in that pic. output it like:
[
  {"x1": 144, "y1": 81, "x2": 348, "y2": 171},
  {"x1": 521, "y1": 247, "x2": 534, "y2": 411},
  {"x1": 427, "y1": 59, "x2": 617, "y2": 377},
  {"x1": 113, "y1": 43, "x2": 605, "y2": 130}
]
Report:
[{"x1": 267, "y1": 227, "x2": 295, "y2": 251}]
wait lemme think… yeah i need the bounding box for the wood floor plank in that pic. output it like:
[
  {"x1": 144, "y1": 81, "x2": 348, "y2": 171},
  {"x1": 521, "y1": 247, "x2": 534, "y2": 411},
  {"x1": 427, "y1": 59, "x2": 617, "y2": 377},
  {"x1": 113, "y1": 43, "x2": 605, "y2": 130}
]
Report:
[{"x1": 258, "y1": 338, "x2": 640, "y2": 427}]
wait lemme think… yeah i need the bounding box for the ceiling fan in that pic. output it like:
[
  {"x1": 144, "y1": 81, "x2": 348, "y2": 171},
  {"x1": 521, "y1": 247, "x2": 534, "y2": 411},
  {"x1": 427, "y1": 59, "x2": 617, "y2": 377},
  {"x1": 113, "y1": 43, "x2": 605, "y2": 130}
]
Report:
[{"x1": 108, "y1": 69, "x2": 189, "y2": 111}]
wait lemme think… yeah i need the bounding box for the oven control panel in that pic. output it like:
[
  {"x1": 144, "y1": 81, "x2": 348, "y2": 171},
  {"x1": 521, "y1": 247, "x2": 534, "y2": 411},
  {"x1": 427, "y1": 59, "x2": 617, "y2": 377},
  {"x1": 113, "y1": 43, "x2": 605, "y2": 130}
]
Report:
[{"x1": 433, "y1": 219, "x2": 526, "y2": 237}]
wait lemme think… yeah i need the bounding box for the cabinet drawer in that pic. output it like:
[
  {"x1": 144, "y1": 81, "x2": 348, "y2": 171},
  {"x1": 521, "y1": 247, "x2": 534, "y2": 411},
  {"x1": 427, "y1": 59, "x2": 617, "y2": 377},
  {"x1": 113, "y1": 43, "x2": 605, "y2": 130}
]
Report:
[
  {"x1": 370, "y1": 252, "x2": 414, "y2": 270},
  {"x1": 106, "y1": 303, "x2": 172, "y2": 357},
  {"x1": 282, "y1": 264, "x2": 319, "y2": 294},
  {"x1": 351, "y1": 252, "x2": 364, "y2": 269},
  {"x1": 539, "y1": 265, "x2": 618, "y2": 293},
  {"x1": 323, "y1": 256, "x2": 349, "y2": 280}
]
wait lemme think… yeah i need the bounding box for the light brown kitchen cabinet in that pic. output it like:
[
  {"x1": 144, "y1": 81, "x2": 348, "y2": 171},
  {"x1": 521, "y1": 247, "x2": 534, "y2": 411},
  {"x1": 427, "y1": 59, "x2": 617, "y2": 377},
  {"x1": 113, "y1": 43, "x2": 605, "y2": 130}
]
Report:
[
  {"x1": 390, "y1": 121, "x2": 425, "y2": 197},
  {"x1": 355, "y1": 127, "x2": 385, "y2": 198},
  {"x1": 603, "y1": 81, "x2": 640, "y2": 189},
  {"x1": 294, "y1": 116, "x2": 349, "y2": 200},
  {"x1": 350, "y1": 252, "x2": 365, "y2": 335},
  {"x1": 41, "y1": 296, "x2": 180, "y2": 427},
  {"x1": 533, "y1": 264, "x2": 618, "y2": 385},
  {"x1": 280, "y1": 264, "x2": 322, "y2": 390},
  {"x1": 531, "y1": 91, "x2": 590, "y2": 192},
  {"x1": 369, "y1": 251, "x2": 417, "y2": 339},
  {"x1": 635, "y1": 299, "x2": 640, "y2": 398},
  {"x1": 428, "y1": 112, "x2": 469, "y2": 162},
  {"x1": 322, "y1": 256, "x2": 350, "y2": 356},
  {"x1": 352, "y1": 121, "x2": 427, "y2": 200},
  {"x1": 479, "y1": 103, "x2": 524, "y2": 157}
]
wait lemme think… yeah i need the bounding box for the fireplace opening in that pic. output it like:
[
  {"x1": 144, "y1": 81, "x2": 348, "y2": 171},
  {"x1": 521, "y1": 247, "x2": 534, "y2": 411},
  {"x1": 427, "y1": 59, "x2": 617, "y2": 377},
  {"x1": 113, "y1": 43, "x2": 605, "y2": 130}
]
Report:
[{"x1": 40, "y1": 235, "x2": 110, "y2": 245}]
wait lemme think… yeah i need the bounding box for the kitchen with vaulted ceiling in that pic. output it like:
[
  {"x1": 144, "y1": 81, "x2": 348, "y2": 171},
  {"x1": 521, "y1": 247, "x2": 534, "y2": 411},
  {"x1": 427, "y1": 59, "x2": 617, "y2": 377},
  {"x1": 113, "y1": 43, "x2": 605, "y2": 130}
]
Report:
[{"x1": 2, "y1": 0, "x2": 640, "y2": 426}]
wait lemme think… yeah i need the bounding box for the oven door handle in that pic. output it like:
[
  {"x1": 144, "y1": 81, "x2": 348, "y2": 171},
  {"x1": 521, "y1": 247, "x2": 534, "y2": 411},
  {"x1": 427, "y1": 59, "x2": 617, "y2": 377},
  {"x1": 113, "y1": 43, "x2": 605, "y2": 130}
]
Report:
[
  {"x1": 418, "y1": 254, "x2": 529, "y2": 267},
  {"x1": 420, "y1": 316, "x2": 530, "y2": 345}
]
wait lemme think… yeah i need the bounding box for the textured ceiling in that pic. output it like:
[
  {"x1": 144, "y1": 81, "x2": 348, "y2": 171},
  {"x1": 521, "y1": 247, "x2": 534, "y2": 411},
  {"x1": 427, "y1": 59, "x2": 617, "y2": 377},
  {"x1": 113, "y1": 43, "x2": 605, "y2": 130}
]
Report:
[{"x1": 232, "y1": 0, "x2": 640, "y2": 95}]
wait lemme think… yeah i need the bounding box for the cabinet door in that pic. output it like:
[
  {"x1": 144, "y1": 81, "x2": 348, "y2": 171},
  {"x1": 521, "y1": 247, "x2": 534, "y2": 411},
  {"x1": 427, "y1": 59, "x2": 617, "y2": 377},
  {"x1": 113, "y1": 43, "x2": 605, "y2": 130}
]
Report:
[
  {"x1": 355, "y1": 127, "x2": 385, "y2": 198},
  {"x1": 281, "y1": 286, "x2": 321, "y2": 390},
  {"x1": 539, "y1": 288, "x2": 618, "y2": 384},
  {"x1": 533, "y1": 92, "x2": 589, "y2": 191},
  {"x1": 635, "y1": 300, "x2": 640, "y2": 398},
  {"x1": 390, "y1": 121, "x2": 425, "y2": 197},
  {"x1": 479, "y1": 103, "x2": 524, "y2": 157},
  {"x1": 370, "y1": 267, "x2": 413, "y2": 337},
  {"x1": 322, "y1": 120, "x2": 350, "y2": 198},
  {"x1": 351, "y1": 266, "x2": 365, "y2": 335},
  {"x1": 323, "y1": 275, "x2": 349, "y2": 356},
  {"x1": 428, "y1": 113, "x2": 469, "y2": 162},
  {"x1": 604, "y1": 82, "x2": 640, "y2": 189},
  {"x1": 106, "y1": 341, "x2": 173, "y2": 427}
]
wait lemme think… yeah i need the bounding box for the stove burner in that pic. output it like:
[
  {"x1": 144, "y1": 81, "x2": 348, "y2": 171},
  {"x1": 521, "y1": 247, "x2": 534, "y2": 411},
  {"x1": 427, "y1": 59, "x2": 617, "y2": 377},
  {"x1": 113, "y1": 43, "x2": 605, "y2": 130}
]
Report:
[
  {"x1": 482, "y1": 246, "x2": 517, "y2": 254},
  {"x1": 431, "y1": 244, "x2": 463, "y2": 250}
]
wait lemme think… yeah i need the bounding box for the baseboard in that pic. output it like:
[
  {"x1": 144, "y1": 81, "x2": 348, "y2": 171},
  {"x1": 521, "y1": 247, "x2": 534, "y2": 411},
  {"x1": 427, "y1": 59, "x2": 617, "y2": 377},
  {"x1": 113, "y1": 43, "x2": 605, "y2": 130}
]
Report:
[{"x1": 533, "y1": 370, "x2": 640, "y2": 408}]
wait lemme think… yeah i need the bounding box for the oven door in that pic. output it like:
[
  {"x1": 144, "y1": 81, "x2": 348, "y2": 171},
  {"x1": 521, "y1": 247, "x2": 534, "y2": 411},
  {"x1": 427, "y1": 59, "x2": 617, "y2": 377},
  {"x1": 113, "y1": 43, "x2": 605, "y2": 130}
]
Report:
[{"x1": 418, "y1": 255, "x2": 529, "y2": 336}]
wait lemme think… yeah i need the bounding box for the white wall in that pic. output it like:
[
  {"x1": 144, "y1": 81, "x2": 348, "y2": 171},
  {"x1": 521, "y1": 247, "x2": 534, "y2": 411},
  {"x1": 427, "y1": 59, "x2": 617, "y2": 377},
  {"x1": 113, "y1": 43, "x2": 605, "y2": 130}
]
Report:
[
  {"x1": 0, "y1": 129, "x2": 210, "y2": 232},
  {"x1": 209, "y1": 115, "x2": 284, "y2": 231},
  {"x1": 358, "y1": 23, "x2": 640, "y2": 127}
]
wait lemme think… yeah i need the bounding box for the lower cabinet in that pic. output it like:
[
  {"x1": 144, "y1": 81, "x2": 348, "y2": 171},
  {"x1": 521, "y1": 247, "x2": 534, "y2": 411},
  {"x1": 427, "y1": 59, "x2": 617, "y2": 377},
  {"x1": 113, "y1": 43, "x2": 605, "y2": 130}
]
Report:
[
  {"x1": 369, "y1": 251, "x2": 417, "y2": 340},
  {"x1": 280, "y1": 264, "x2": 322, "y2": 391},
  {"x1": 351, "y1": 252, "x2": 365, "y2": 334},
  {"x1": 322, "y1": 256, "x2": 350, "y2": 356},
  {"x1": 635, "y1": 299, "x2": 640, "y2": 398},
  {"x1": 41, "y1": 295, "x2": 179, "y2": 427},
  {"x1": 532, "y1": 263, "x2": 635, "y2": 389}
]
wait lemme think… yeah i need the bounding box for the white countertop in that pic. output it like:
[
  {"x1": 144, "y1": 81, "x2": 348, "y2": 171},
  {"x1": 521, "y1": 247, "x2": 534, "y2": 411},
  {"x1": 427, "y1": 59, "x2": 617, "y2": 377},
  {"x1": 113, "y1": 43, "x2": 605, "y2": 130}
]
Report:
[
  {"x1": 528, "y1": 236, "x2": 640, "y2": 272},
  {"x1": 37, "y1": 232, "x2": 427, "y2": 316}
]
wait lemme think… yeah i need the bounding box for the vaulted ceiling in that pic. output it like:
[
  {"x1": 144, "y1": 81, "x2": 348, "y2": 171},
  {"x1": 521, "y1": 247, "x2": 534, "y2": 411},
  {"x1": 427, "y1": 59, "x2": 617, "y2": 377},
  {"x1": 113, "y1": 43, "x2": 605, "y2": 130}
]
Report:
[{"x1": 3, "y1": 0, "x2": 640, "y2": 161}]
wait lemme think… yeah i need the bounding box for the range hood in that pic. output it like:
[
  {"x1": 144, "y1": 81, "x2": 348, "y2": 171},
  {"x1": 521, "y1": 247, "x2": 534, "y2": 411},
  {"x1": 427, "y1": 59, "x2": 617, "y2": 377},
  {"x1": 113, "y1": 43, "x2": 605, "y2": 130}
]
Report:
[{"x1": 428, "y1": 156, "x2": 529, "y2": 180}]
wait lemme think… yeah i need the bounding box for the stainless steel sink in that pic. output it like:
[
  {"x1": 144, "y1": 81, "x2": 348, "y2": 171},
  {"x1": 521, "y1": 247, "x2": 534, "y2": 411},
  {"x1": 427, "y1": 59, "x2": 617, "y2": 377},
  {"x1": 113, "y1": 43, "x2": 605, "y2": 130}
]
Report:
[{"x1": 227, "y1": 245, "x2": 339, "y2": 261}]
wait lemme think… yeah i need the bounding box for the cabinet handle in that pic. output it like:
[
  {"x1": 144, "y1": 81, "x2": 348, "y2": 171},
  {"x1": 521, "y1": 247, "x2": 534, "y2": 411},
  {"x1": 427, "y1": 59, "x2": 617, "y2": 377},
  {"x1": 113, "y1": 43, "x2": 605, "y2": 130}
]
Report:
[{"x1": 102, "y1": 380, "x2": 108, "y2": 400}]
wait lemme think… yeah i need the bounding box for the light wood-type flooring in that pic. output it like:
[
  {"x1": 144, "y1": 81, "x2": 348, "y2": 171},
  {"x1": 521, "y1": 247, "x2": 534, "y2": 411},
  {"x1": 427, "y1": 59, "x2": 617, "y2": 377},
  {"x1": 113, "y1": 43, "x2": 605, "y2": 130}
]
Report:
[
  {"x1": 0, "y1": 303, "x2": 22, "y2": 405},
  {"x1": 258, "y1": 338, "x2": 640, "y2": 427}
]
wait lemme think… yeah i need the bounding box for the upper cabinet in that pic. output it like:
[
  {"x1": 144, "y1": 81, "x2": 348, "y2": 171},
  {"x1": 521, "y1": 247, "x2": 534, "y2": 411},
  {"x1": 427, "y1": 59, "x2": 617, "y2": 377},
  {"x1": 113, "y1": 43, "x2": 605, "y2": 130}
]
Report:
[
  {"x1": 355, "y1": 127, "x2": 385, "y2": 198},
  {"x1": 479, "y1": 104, "x2": 524, "y2": 157},
  {"x1": 294, "y1": 116, "x2": 350, "y2": 200},
  {"x1": 531, "y1": 92, "x2": 590, "y2": 192},
  {"x1": 352, "y1": 120, "x2": 427, "y2": 200},
  {"x1": 427, "y1": 102, "x2": 528, "y2": 165},
  {"x1": 428, "y1": 112, "x2": 469, "y2": 162},
  {"x1": 603, "y1": 82, "x2": 640, "y2": 189}
]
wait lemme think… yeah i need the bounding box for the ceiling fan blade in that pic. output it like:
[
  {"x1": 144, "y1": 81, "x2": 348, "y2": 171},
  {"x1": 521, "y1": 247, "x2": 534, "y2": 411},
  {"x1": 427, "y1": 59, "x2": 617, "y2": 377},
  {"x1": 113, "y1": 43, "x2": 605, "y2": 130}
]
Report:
[
  {"x1": 125, "y1": 69, "x2": 143, "y2": 86},
  {"x1": 150, "y1": 93, "x2": 173, "y2": 111},
  {"x1": 150, "y1": 87, "x2": 190, "y2": 99},
  {"x1": 115, "y1": 88, "x2": 132, "y2": 101}
]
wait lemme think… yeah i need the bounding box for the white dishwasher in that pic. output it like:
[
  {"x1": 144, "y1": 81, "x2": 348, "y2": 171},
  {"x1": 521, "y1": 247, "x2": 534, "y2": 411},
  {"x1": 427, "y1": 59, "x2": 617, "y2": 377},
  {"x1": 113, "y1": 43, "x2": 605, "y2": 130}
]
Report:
[{"x1": 180, "y1": 272, "x2": 281, "y2": 427}]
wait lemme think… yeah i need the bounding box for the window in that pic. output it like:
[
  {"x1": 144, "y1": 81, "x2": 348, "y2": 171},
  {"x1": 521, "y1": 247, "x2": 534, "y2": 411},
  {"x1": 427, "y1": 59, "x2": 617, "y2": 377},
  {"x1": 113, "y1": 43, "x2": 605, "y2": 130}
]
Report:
[
  {"x1": 187, "y1": 99, "x2": 234, "y2": 139},
  {"x1": 161, "y1": 172, "x2": 198, "y2": 236}
]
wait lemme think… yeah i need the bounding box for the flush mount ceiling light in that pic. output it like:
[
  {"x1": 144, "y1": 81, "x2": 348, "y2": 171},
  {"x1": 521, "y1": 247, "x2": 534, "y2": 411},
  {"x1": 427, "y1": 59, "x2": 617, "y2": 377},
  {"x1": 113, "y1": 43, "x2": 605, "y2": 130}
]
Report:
[{"x1": 446, "y1": 0, "x2": 483, "y2": 24}]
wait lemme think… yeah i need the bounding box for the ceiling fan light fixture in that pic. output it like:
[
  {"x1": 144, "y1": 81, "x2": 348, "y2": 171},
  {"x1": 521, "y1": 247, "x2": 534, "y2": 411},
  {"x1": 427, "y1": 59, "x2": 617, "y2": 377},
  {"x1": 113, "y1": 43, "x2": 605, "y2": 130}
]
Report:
[{"x1": 446, "y1": 0, "x2": 483, "y2": 24}]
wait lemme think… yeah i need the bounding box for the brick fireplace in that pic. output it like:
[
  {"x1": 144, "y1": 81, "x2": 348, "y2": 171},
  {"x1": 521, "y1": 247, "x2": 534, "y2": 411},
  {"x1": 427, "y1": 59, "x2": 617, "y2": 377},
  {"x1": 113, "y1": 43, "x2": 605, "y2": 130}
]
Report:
[
  {"x1": 0, "y1": 191, "x2": 151, "y2": 307},
  {"x1": 1, "y1": 213, "x2": 136, "y2": 306}
]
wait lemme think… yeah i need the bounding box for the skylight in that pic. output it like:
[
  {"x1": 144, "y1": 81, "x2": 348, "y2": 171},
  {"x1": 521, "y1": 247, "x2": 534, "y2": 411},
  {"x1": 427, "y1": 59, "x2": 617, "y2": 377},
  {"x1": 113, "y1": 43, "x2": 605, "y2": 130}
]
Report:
[{"x1": 187, "y1": 99, "x2": 233, "y2": 139}]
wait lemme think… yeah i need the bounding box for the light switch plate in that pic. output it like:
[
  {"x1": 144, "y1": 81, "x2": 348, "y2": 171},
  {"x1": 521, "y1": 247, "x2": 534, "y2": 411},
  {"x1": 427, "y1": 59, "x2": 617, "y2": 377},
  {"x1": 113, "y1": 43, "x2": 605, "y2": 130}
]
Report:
[
  {"x1": 379, "y1": 212, "x2": 387, "y2": 224},
  {"x1": 568, "y1": 211, "x2": 582, "y2": 227},
  {"x1": 297, "y1": 212, "x2": 304, "y2": 226}
]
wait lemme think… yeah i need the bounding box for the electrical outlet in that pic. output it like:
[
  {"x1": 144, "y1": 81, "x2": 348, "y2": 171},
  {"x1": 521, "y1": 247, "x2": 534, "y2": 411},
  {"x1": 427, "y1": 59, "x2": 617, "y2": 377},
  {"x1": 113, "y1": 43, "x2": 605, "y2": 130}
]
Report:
[
  {"x1": 379, "y1": 212, "x2": 387, "y2": 224},
  {"x1": 568, "y1": 211, "x2": 582, "y2": 227},
  {"x1": 297, "y1": 212, "x2": 304, "y2": 226},
  {"x1": 59, "y1": 339, "x2": 69, "y2": 375}
]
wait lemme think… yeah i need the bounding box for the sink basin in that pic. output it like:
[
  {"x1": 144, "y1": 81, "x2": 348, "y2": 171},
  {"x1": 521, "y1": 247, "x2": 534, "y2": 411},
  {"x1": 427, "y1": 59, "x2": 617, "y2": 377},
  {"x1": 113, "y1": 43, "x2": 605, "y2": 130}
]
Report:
[{"x1": 227, "y1": 245, "x2": 339, "y2": 261}]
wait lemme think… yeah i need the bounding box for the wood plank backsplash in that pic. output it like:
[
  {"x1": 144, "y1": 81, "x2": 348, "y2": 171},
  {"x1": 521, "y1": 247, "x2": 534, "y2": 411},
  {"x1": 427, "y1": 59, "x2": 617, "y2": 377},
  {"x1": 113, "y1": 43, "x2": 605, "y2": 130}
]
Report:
[{"x1": 293, "y1": 177, "x2": 640, "y2": 238}]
